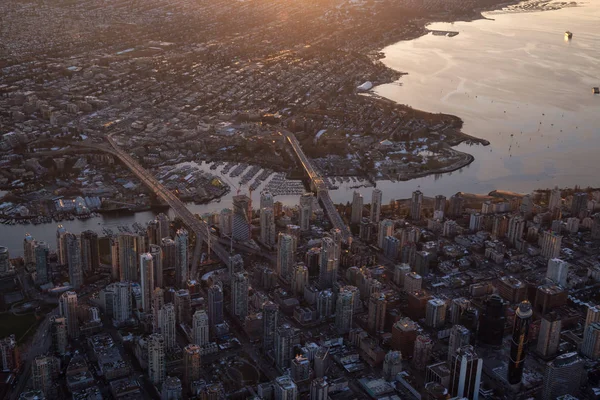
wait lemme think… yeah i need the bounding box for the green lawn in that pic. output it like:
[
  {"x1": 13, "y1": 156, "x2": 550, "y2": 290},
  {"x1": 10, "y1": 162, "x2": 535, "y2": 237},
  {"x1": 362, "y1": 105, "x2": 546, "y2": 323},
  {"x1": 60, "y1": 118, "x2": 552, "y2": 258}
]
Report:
[{"x1": 0, "y1": 313, "x2": 39, "y2": 342}]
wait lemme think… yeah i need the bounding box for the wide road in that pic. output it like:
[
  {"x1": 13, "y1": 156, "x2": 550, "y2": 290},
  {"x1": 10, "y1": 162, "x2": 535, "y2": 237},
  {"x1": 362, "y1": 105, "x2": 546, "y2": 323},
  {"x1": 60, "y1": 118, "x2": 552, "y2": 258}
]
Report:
[{"x1": 281, "y1": 130, "x2": 351, "y2": 241}]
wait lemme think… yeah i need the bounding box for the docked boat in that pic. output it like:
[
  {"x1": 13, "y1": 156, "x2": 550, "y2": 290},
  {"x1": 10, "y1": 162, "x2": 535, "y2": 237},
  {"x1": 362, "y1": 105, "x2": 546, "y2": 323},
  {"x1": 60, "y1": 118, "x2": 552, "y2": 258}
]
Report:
[{"x1": 565, "y1": 31, "x2": 573, "y2": 39}]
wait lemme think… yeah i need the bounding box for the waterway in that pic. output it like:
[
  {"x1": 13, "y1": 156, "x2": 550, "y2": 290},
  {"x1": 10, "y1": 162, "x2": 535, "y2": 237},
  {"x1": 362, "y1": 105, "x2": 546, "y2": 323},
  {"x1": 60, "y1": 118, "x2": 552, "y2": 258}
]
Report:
[{"x1": 2, "y1": 0, "x2": 599, "y2": 254}]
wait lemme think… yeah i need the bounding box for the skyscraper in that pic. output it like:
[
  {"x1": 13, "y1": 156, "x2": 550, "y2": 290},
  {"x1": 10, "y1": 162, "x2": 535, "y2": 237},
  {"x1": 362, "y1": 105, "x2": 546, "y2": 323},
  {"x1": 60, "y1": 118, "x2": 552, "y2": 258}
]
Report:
[
  {"x1": 450, "y1": 298, "x2": 470, "y2": 325},
  {"x1": 139, "y1": 253, "x2": 154, "y2": 313},
  {"x1": 508, "y1": 301, "x2": 532, "y2": 385},
  {"x1": 32, "y1": 355, "x2": 60, "y2": 396},
  {"x1": 449, "y1": 345, "x2": 482, "y2": 400},
  {"x1": 219, "y1": 208, "x2": 233, "y2": 237},
  {"x1": 275, "y1": 324, "x2": 295, "y2": 370},
  {"x1": 59, "y1": 291, "x2": 79, "y2": 339},
  {"x1": 537, "y1": 312, "x2": 561, "y2": 358},
  {"x1": 546, "y1": 258, "x2": 569, "y2": 287},
  {"x1": 318, "y1": 237, "x2": 336, "y2": 289},
  {"x1": 507, "y1": 215, "x2": 525, "y2": 246},
  {"x1": 232, "y1": 194, "x2": 251, "y2": 241},
  {"x1": 263, "y1": 301, "x2": 279, "y2": 354},
  {"x1": 478, "y1": 294, "x2": 506, "y2": 347},
  {"x1": 152, "y1": 287, "x2": 164, "y2": 332},
  {"x1": 351, "y1": 191, "x2": 363, "y2": 224},
  {"x1": 335, "y1": 286, "x2": 357, "y2": 333},
  {"x1": 149, "y1": 244, "x2": 163, "y2": 288},
  {"x1": 412, "y1": 335, "x2": 433, "y2": 371},
  {"x1": 0, "y1": 334, "x2": 19, "y2": 372},
  {"x1": 317, "y1": 289, "x2": 334, "y2": 320},
  {"x1": 290, "y1": 355, "x2": 310, "y2": 383},
  {"x1": 261, "y1": 191, "x2": 275, "y2": 211},
  {"x1": 426, "y1": 298, "x2": 447, "y2": 329},
  {"x1": 231, "y1": 271, "x2": 249, "y2": 320},
  {"x1": 174, "y1": 289, "x2": 191, "y2": 326},
  {"x1": 112, "y1": 281, "x2": 132, "y2": 325},
  {"x1": 50, "y1": 316, "x2": 68, "y2": 355},
  {"x1": 56, "y1": 224, "x2": 68, "y2": 265},
  {"x1": 80, "y1": 230, "x2": 99, "y2": 275},
  {"x1": 571, "y1": 192, "x2": 588, "y2": 217},
  {"x1": 162, "y1": 376, "x2": 182, "y2": 400},
  {"x1": 383, "y1": 351, "x2": 403, "y2": 381},
  {"x1": 23, "y1": 233, "x2": 35, "y2": 265},
  {"x1": 367, "y1": 292, "x2": 386, "y2": 333},
  {"x1": 581, "y1": 321, "x2": 600, "y2": 359},
  {"x1": 299, "y1": 193, "x2": 313, "y2": 231},
  {"x1": 175, "y1": 229, "x2": 188, "y2": 287},
  {"x1": 291, "y1": 264, "x2": 308, "y2": 296},
  {"x1": 148, "y1": 333, "x2": 166, "y2": 385},
  {"x1": 448, "y1": 325, "x2": 471, "y2": 362},
  {"x1": 310, "y1": 378, "x2": 329, "y2": 400},
  {"x1": 65, "y1": 233, "x2": 83, "y2": 289},
  {"x1": 183, "y1": 344, "x2": 201, "y2": 388},
  {"x1": 156, "y1": 213, "x2": 170, "y2": 242},
  {"x1": 159, "y1": 303, "x2": 176, "y2": 351},
  {"x1": 585, "y1": 305, "x2": 600, "y2": 331},
  {"x1": 411, "y1": 190, "x2": 423, "y2": 221},
  {"x1": 118, "y1": 233, "x2": 145, "y2": 282},
  {"x1": 192, "y1": 310, "x2": 209, "y2": 347},
  {"x1": 147, "y1": 219, "x2": 159, "y2": 246},
  {"x1": 549, "y1": 186, "x2": 562, "y2": 210},
  {"x1": 541, "y1": 352, "x2": 584, "y2": 400},
  {"x1": 370, "y1": 188, "x2": 382, "y2": 223},
  {"x1": 208, "y1": 283, "x2": 224, "y2": 325},
  {"x1": 228, "y1": 253, "x2": 244, "y2": 276},
  {"x1": 34, "y1": 241, "x2": 49, "y2": 285},
  {"x1": 540, "y1": 231, "x2": 562, "y2": 259},
  {"x1": 274, "y1": 375, "x2": 298, "y2": 400},
  {"x1": 377, "y1": 219, "x2": 394, "y2": 249},
  {"x1": 277, "y1": 233, "x2": 294, "y2": 282},
  {"x1": 260, "y1": 208, "x2": 276, "y2": 246},
  {"x1": 404, "y1": 271, "x2": 422, "y2": 293},
  {"x1": 434, "y1": 194, "x2": 446, "y2": 213}
]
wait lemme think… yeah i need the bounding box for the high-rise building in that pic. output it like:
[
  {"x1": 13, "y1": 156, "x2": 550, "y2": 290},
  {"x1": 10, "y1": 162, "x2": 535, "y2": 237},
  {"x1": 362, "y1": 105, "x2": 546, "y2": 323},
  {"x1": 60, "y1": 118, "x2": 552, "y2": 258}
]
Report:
[
  {"x1": 540, "y1": 231, "x2": 562, "y2": 259},
  {"x1": 277, "y1": 233, "x2": 294, "y2": 282},
  {"x1": 299, "y1": 193, "x2": 313, "y2": 231},
  {"x1": 537, "y1": 312, "x2": 561, "y2": 358},
  {"x1": 274, "y1": 375, "x2": 298, "y2": 400},
  {"x1": 32, "y1": 355, "x2": 59, "y2": 396},
  {"x1": 310, "y1": 378, "x2": 329, "y2": 400},
  {"x1": 263, "y1": 302, "x2": 279, "y2": 354},
  {"x1": 469, "y1": 213, "x2": 483, "y2": 232},
  {"x1": 23, "y1": 233, "x2": 36, "y2": 265},
  {"x1": 59, "y1": 291, "x2": 79, "y2": 339},
  {"x1": 118, "y1": 233, "x2": 145, "y2": 282},
  {"x1": 478, "y1": 294, "x2": 506, "y2": 347},
  {"x1": 541, "y1": 352, "x2": 584, "y2": 400},
  {"x1": 450, "y1": 298, "x2": 470, "y2": 325},
  {"x1": 449, "y1": 345, "x2": 482, "y2": 400},
  {"x1": 546, "y1": 258, "x2": 569, "y2": 287},
  {"x1": 377, "y1": 219, "x2": 394, "y2": 249},
  {"x1": 261, "y1": 191, "x2": 275, "y2": 211},
  {"x1": 113, "y1": 281, "x2": 132, "y2": 325},
  {"x1": 0, "y1": 334, "x2": 19, "y2": 372},
  {"x1": 50, "y1": 316, "x2": 68, "y2": 355},
  {"x1": 367, "y1": 292, "x2": 386, "y2": 333},
  {"x1": 34, "y1": 241, "x2": 49, "y2": 285},
  {"x1": 404, "y1": 271, "x2": 422, "y2": 293},
  {"x1": 110, "y1": 238, "x2": 120, "y2": 281},
  {"x1": 549, "y1": 186, "x2": 562, "y2": 210},
  {"x1": 287, "y1": 225, "x2": 301, "y2": 252},
  {"x1": 335, "y1": 286, "x2": 357, "y2": 333},
  {"x1": 316, "y1": 289, "x2": 334, "y2": 320},
  {"x1": 159, "y1": 303, "x2": 177, "y2": 351},
  {"x1": 370, "y1": 189, "x2": 382, "y2": 223},
  {"x1": 496, "y1": 276, "x2": 527, "y2": 304},
  {"x1": 351, "y1": 191, "x2": 363, "y2": 224},
  {"x1": 183, "y1": 344, "x2": 201, "y2": 388},
  {"x1": 65, "y1": 233, "x2": 83, "y2": 289},
  {"x1": 139, "y1": 253, "x2": 154, "y2": 313},
  {"x1": 448, "y1": 194, "x2": 464, "y2": 217},
  {"x1": 290, "y1": 355, "x2": 310, "y2": 383},
  {"x1": 156, "y1": 213, "x2": 171, "y2": 243},
  {"x1": 426, "y1": 298, "x2": 447, "y2": 328},
  {"x1": 448, "y1": 325, "x2": 471, "y2": 362},
  {"x1": 581, "y1": 321, "x2": 600, "y2": 359},
  {"x1": 411, "y1": 190, "x2": 423, "y2": 221},
  {"x1": 228, "y1": 254, "x2": 244, "y2": 276},
  {"x1": 219, "y1": 208, "x2": 233, "y2": 237},
  {"x1": 175, "y1": 229, "x2": 188, "y2": 287},
  {"x1": 232, "y1": 194, "x2": 251, "y2": 241},
  {"x1": 80, "y1": 230, "x2": 99, "y2": 275},
  {"x1": 412, "y1": 335, "x2": 433, "y2": 371},
  {"x1": 231, "y1": 271, "x2": 249, "y2": 320},
  {"x1": 149, "y1": 244, "x2": 163, "y2": 289},
  {"x1": 382, "y1": 351, "x2": 402, "y2": 381},
  {"x1": 318, "y1": 237, "x2": 336, "y2": 289},
  {"x1": 434, "y1": 194, "x2": 446, "y2": 213},
  {"x1": 174, "y1": 289, "x2": 191, "y2": 326},
  {"x1": 586, "y1": 305, "x2": 600, "y2": 331},
  {"x1": 147, "y1": 219, "x2": 159, "y2": 246},
  {"x1": 508, "y1": 301, "x2": 532, "y2": 385},
  {"x1": 291, "y1": 264, "x2": 308, "y2": 296},
  {"x1": 192, "y1": 310, "x2": 209, "y2": 347},
  {"x1": 152, "y1": 288, "x2": 164, "y2": 332},
  {"x1": 260, "y1": 208, "x2": 276, "y2": 246},
  {"x1": 56, "y1": 225, "x2": 68, "y2": 265},
  {"x1": 275, "y1": 324, "x2": 295, "y2": 370},
  {"x1": 208, "y1": 283, "x2": 224, "y2": 325},
  {"x1": 507, "y1": 215, "x2": 525, "y2": 246},
  {"x1": 571, "y1": 192, "x2": 588, "y2": 217},
  {"x1": 162, "y1": 376, "x2": 182, "y2": 400},
  {"x1": 148, "y1": 333, "x2": 166, "y2": 386},
  {"x1": 392, "y1": 317, "x2": 418, "y2": 356}
]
